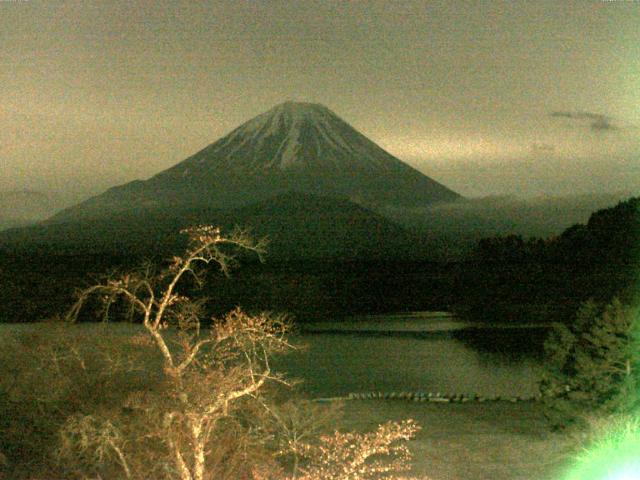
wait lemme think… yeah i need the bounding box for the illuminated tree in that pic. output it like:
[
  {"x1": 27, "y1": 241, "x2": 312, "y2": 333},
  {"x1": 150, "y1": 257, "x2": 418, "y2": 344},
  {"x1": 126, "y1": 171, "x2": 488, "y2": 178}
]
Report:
[
  {"x1": 65, "y1": 226, "x2": 292, "y2": 480},
  {"x1": 561, "y1": 413, "x2": 640, "y2": 480},
  {"x1": 61, "y1": 225, "x2": 428, "y2": 480},
  {"x1": 289, "y1": 420, "x2": 425, "y2": 480}
]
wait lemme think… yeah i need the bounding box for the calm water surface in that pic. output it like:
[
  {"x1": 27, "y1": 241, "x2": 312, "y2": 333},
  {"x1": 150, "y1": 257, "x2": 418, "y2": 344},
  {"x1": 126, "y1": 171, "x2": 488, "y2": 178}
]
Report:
[
  {"x1": 1, "y1": 314, "x2": 548, "y2": 399},
  {"x1": 273, "y1": 312, "x2": 548, "y2": 398}
]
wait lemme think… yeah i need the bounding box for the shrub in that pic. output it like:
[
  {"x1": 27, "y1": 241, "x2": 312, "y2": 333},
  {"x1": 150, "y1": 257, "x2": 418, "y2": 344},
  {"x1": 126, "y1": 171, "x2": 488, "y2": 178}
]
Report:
[{"x1": 539, "y1": 298, "x2": 640, "y2": 428}]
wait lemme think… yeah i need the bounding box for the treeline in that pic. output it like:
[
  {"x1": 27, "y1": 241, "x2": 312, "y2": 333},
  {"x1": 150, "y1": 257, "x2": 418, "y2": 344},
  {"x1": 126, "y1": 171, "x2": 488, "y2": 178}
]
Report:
[
  {"x1": 0, "y1": 252, "x2": 456, "y2": 323},
  {"x1": 0, "y1": 192, "x2": 455, "y2": 323},
  {"x1": 457, "y1": 197, "x2": 640, "y2": 324},
  {"x1": 2, "y1": 196, "x2": 638, "y2": 326}
]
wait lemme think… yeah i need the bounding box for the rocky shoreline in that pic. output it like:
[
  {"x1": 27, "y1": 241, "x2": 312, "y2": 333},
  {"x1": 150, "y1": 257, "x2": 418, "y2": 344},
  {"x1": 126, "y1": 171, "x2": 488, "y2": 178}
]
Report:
[{"x1": 315, "y1": 391, "x2": 541, "y2": 403}]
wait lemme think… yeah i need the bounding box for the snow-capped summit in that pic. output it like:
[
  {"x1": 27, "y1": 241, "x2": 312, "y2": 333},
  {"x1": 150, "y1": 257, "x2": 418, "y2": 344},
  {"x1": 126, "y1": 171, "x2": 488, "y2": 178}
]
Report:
[
  {"x1": 156, "y1": 101, "x2": 422, "y2": 176},
  {"x1": 51, "y1": 102, "x2": 460, "y2": 222}
]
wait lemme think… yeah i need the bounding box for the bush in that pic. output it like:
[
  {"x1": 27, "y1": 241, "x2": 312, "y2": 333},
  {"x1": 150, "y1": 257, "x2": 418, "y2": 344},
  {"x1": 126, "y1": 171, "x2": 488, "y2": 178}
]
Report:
[{"x1": 0, "y1": 323, "x2": 157, "y2": 479}]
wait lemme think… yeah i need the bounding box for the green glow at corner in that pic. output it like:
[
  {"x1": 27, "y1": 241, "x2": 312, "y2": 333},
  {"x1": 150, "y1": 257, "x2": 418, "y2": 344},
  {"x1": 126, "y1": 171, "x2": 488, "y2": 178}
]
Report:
[{"x1": 563, "y1": 426, "x2": 640, "y2": 480}]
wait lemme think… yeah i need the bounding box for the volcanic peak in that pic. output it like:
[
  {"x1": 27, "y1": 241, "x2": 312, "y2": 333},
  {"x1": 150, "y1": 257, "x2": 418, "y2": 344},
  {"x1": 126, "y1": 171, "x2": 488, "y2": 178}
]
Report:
[
  {"x1": 156, "y1": 100, "x2": 373, "y2": 177},
  {"x1": 48, "y1": 101, "x2": 461, "y2": 223}
]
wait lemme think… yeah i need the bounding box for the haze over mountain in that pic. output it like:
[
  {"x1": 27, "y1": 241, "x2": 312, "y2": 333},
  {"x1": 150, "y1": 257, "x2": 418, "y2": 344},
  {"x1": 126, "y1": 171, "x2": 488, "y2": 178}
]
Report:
[
  {"x1": 0, "y1": 190, "x2": 61, "y2": 231},
  {"x1": 51, "y1": 102, "x2": 459, "y2": 223}
]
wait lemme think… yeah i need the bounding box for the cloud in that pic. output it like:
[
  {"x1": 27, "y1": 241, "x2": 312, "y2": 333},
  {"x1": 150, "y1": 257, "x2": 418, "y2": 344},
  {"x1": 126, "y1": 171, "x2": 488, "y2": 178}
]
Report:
[
  {"x1": 530, "y1": 142, "x2": 555, "y2": 153},
  {"x1": 550, "y1": 111, "x2": 618, "y2": 131}
]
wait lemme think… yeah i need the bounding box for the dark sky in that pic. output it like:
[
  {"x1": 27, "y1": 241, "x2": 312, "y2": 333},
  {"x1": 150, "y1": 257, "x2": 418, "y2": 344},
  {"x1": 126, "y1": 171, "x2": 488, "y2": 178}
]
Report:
[{"x1": 2, "y1": 0, "x2": 639, "y2": 201}]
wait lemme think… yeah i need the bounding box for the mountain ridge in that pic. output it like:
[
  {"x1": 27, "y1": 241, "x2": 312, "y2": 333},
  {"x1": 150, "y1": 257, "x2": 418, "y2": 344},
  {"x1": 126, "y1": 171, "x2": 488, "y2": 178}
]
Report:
[{"x1": 50, "y1": 102, "x2": 460, "y2": 223}]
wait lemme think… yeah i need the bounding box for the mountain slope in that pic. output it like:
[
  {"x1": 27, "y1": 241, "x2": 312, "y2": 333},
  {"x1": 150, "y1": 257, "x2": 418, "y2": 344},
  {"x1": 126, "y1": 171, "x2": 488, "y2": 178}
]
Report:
[
  {"x1": 50, "y1": 102, "x2": 460, "y2": 223},
  {"x1": 230, "y1": 192, "x2": 420, "y2": 260},
  {"x1": 1, "y1": 192, "x2": 421, "y2": 261}
]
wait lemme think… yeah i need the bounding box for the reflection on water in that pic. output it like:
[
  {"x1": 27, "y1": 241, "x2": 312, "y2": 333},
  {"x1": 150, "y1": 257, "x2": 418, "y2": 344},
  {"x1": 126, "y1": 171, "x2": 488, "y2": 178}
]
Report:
[
  {"x1": 453, "y1": 327, "x2": 548, "y2": 362},
  {"x1": 274, "y1": 315, "x2": 549, "y2": 398}
]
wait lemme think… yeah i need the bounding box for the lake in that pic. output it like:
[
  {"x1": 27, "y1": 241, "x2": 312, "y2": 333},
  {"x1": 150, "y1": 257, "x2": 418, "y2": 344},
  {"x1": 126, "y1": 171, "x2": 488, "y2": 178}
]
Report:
[
  {"x1": 0, "y1": 315, "x2": 565, "y2": 480},
  {"x1": 0, "y1": 313, "x2": 550, "y2": 400},
  {"x1": 273, "y1": 312, "x2": 549, "y2": 398}
]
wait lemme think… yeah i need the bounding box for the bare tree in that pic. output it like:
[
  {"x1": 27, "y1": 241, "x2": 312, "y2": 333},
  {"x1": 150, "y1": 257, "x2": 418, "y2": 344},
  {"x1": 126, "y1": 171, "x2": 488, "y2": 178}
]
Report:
[
  {"x1": 261, "y1": 398, "x2": 343, "y2": 478},
  {"x1": 57, "y1": 225, "x2": 429, "y2": 480},
  {"x1": 58, "y1": 414, "x2": 133, "y2": 479},
  {"x1": 66, "y1": 226, "x2": 292, "y2": 480}
]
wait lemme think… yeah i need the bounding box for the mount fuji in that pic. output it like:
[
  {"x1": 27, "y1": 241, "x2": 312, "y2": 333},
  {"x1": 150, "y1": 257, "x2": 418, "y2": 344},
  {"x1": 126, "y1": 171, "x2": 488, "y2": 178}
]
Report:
[{"x1": 51, "y1": 102, "x2": 459, "y2": 222}]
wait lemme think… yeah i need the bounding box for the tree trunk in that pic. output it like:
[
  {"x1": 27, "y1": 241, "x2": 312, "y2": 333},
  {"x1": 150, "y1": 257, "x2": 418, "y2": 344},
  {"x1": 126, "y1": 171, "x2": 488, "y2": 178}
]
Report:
[{"x1": 192, "y1": 420, "x2": 206, "y2": 480}]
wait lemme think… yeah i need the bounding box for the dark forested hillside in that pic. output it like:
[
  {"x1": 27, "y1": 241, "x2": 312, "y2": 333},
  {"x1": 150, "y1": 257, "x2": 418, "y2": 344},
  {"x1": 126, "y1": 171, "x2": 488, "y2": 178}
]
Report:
[
  {"x1": 3, "y1": 194, "x2": 638, "y2": 326},
  {"x1": 457, "y1": 197, "x2": 640, "y2": 324},
  {"x1": 0, "y1": 192, "x2": 449, "y2": 323}
]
